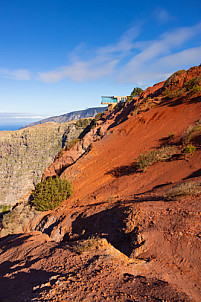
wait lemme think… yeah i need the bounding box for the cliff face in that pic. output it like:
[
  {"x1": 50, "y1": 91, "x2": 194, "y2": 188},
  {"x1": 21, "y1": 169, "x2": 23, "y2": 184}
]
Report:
[{"x1": 0, "y1": 121, "x2": 89, "y2": 206}]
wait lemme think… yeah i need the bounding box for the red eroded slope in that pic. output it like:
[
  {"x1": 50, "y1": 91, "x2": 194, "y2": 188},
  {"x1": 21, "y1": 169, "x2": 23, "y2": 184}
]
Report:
[
  {"x1": 1, "y1": 66, "x2": 201, "y2": 301},
  {"x1": 61, "y1": 99, "x2": 201, "y2": 204}
]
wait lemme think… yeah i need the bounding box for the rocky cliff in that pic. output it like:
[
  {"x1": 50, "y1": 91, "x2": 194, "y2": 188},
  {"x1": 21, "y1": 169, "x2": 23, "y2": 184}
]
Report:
[{"x1": 0, "y1": 120, "x2": 90, "y2": 206}]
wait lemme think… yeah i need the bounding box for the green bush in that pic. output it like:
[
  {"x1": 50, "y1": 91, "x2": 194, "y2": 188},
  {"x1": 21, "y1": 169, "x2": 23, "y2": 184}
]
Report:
[
  {"x1": 184, "y1": 76, "x2": 201, "y2": 90},
  {"x1": 136, "y1": 146, "x2": 177, "y2": 172},
  {"x1": 0, "y1": 205, "x2": 11, "y2": 213},
  {"x1": 131, "y1": 87, "x2": 143, "y2": 96},
  {"x1": 75, "y1": 118, "x2": 91, "y2": 129},
  {"x1": 188, "y1": 84, "x2": 201, "y2": 94},
  {"x1": 32, "y1": 176, "x2": 73, "y2": 211},
  {"x1": 184, "y1": 76, "x2": 201, "y2": 95},
  {"x1": 181, "y1": 144, "x2": 196, "y2": 158}
]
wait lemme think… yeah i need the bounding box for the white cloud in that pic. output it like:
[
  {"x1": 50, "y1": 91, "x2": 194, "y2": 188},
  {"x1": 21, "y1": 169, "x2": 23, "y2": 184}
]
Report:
[
  {"x1": 0, "y1": 113, "x2": 48, "y2": 120},
  {"x1": 38, "y1": 25, "x2": 141, "y2": 83},
  {"x1": 118, "y1": 22, "x2": 201, "y2": 85},
  {"x1": 154, "y1": 46, "x2": 201, "y2": 69},
  {"x1": 0, "y1": 68, "x2": 31, "y2": 80},
  {"x1": 38, "y1": 21, "x2": 201, "y2": 86},
  {"x1": 38, "y1": 60, "x2": 118, "y2": 83}
]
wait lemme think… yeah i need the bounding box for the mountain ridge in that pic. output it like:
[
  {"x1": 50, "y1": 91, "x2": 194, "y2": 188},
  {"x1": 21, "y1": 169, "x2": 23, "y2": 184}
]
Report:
[{"x1": 21, "y1": 106, "x2": 107, "y2": 129}]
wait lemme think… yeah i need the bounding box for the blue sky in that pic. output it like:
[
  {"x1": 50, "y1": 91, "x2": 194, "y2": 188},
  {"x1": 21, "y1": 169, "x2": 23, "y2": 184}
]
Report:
[{"x1": 0, "y1": 0, "x2": 201, "y2": 122}]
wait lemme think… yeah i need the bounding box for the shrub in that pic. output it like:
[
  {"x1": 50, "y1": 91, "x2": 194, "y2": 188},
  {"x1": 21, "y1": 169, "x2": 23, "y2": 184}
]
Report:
[
  {"x1": 131, "y1": 87, "x2": 143, "y2": 96},
  {"x1": 107, "y1": 195, "x2": 114, "y2": 202},
  {"x1": 75, "y1": 118, "x2": 91, "y2": 129},
  {"x1": 73, "y1": 236, "x2": 100, "y2": 254},
  {"x1": 94, "y1": 112, "x2": 104, "y2": 121},
  {"x1": 166, "y1": 181, "x2": 201, "y2": 199},
  {"x1": 181, "y1": 144, "x2": 196, "y2": 158},
  {"x1": 168, "y1": 132, "x2": 175, "y2": 140},
  {"x1": 136, "y1": 149, "x2": 158, "y2": 172},
  {"x1": 136, "y1": 146, "x2": 177, "y2": 172},
  {"x1": 184, "y1": 76, "x2": 201, "y2": 95},
  {"x1": 66, "y1": 138, "x2": 80, "y2": 150},
  {"x1": 188, "y1": 84, "x2": 201, "y2": 95},
  {"x1": 163, "y1": 88, "x2": 186, "y2": 99},
  {"x1": 3, "y1": 205, "x2": 8, "y2": 212},
  {"x1": 184, "y1": 76, "x2": 201, "y2": 90},
  {"x1": 182, "y1": 121, "x2": 201, "y2": 144},
  {"x1": 32, "y1": 176, "x2": 73, "y2": 211}
]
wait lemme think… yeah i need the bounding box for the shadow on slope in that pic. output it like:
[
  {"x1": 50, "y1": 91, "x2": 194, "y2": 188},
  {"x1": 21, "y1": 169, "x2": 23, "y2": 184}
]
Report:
[
  {"x1": 184, "y1": 168, "x2": 201, "y2": 180},
  {"x1": 63, "y1": 205, "x2": 144, "y2": 257},
  {"x1": 106, "y1": 162, "x2": 138, "y2": 178}
]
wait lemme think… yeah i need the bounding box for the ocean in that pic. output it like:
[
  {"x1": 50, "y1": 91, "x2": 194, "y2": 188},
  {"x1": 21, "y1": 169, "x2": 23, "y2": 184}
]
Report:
[{"x1": 0, "y1": 124, "x2": 25, "y2": 131}]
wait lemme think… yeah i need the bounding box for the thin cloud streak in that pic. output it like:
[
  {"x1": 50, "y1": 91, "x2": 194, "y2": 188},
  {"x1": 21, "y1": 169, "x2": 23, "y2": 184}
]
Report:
[
  {"x1": 1, "y1": 21, "x2": 200, "y2": 86},
  {"x1": 0, "y1": 113, "x2": 48, "y2": 120},
  {"x1": 0, "y1": 68, "x2": 31, "y2": 80},
  {"x1": 38, "y1": 25, "x2": 141, "y2": 83},
  {"x1": 118, "y1": 22, "x2": 201, "y2": 84},
  {"x1": 38, "y1": 21, "x2": 201, "y2": 86}
]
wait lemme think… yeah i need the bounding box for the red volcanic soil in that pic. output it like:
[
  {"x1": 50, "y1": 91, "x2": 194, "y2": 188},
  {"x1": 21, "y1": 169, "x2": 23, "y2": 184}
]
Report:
[{"x1": 0, "y1": 66, "x2": 201, "y2": 301}]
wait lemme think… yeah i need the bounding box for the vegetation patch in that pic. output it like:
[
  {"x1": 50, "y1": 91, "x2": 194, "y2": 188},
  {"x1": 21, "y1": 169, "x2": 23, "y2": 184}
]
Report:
[
  {"x1": 168, "y1": 132, "x2": 175, "y2": 141},
  {"x1": 94, "y1": 112, "x2": 104, "y2": 121},
  {"x1": 184, "y1": 76, "x2": 201, "y2": 92},
  {"x1": 131, "y1": 87, "x2": 143, "y2": 96},
  {"x1": 182, "y1": 120, "x2": 201, "y2": 144},
  {"x1": 75, "y1": 118, "x2": 92, "y2": 129},
  {"x1": 73, "y1": 236, "x2": 101, "y2": 254},
  {"x1": 166, "y1": 181, "x2": 201, "y2": 199},
  {"x1": 32, "y1": 176, "x2": 73, "y2": 211},
  {"x1": 114, "y1": 102, "x2": 125, "y2": 111},
  {"x1": 66, "y1": 138, "x2": 80, "y2": 150},
  {"x1": 162, "y1": 74, "x2": 201, "y2": 99},
  {"x1": 181, "y1": 144, "x2": 196, "y2": 158},
  {"x1": 127, "y1": 87, "x2": 143, "y2": 102},
  {"x1": 0, "y1": 204, "x2": 11, "y2": 214},
  {"x1": 163, "y1": 88, "x2": 186, "y2": 99},
  {"x1": 136, "y1": 145, "x2": 177, "y2": 172}
]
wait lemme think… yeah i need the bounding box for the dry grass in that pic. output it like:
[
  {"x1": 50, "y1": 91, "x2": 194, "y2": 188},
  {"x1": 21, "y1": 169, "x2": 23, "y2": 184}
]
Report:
[
  {"x1": 73, "y1": 236, "x2": 101, "y2": 254},
  {"x1": 182, "y1": 120, "x2": 201, "y2": 144},
  {"x1": 136, "y1": 145, "x2": 177, "y2": 172},
  {"x1": 166, "y1": 181, "x2": 201, "y2": 199}
]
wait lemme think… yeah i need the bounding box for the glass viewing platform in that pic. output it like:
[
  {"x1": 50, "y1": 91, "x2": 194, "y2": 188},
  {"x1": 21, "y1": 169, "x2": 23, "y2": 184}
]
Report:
[{"x1": 101, "y1": 96, "x2": 127, "y2": 105}]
